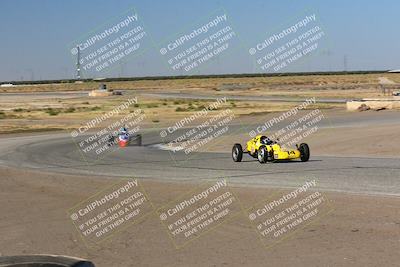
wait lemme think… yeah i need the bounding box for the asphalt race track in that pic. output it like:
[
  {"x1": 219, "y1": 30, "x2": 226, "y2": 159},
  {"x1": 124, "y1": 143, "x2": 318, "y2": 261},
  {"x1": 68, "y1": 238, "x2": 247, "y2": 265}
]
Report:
[{"x1": 0, "y1": 112, "x2": 399, "y2": 197}]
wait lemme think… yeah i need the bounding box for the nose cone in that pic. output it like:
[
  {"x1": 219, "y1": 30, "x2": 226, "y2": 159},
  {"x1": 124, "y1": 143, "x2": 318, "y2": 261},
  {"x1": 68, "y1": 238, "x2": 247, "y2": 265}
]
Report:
[{"x1": 119, "y1": 140, "x2": 129, "y2": 147}]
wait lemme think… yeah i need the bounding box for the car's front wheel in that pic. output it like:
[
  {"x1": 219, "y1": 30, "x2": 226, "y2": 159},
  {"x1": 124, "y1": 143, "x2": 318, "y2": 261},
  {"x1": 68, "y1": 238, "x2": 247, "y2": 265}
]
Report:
[{"x1": 257, "y1": 146, "x2": 267, "y2": 163}]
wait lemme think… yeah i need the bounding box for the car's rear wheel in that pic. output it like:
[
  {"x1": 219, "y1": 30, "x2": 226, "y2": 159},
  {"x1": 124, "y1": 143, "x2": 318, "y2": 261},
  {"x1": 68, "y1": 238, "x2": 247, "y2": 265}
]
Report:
[
  {"x1": 299, "y1": 143, "x2": 310, "y2": 162},
  {"x1": 232, "y1": 144, "x2": 243, "y2": 162},
  {"x1": 257, "y1": 146, "x2": 267, "y2": 163}
]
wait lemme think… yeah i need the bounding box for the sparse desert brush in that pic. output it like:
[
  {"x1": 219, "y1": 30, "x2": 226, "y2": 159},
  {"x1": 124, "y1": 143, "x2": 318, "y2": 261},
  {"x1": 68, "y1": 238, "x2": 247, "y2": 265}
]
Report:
[
  {"x1": 145, "y1": 103, "x2": 159, "y2": 108},
  {"x1": 64, "y1": 107, "x2": 76, "y2": 113},
  {"x1": 45, "y1": 108, "x2": 60, "y2": 116}
]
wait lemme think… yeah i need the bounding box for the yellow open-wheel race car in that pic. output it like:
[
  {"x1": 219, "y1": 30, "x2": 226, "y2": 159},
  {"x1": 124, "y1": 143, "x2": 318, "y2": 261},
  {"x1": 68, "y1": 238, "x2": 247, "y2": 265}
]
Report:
[{"x1": 232, "y1": 135, "x2": 310, "y2": 163}]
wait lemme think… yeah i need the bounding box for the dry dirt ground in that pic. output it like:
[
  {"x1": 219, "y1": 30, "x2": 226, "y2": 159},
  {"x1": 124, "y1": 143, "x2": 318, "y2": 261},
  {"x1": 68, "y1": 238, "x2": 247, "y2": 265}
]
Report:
[
  {"x1": 2, "y1": 73, "x2": 400, "y2": 135},
  {"x1": 0, "y1": 166, "x2": 399, "y2": 267}
]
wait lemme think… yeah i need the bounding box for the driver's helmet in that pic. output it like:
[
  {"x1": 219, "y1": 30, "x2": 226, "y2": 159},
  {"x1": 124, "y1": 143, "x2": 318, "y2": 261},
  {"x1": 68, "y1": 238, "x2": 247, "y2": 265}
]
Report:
[
  {"x1": 260, "y1": 136, "x2": 272, "y2": 145},
  {"x1": 119, "y1": 126, "x2": 128, "y2": 133}
]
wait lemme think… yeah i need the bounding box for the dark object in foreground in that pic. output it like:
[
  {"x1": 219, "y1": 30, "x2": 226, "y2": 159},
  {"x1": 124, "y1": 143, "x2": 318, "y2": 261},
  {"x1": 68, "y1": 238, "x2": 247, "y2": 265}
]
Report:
[{"x1": 0, "y1": 255, "x2": 95, "y2": 267}]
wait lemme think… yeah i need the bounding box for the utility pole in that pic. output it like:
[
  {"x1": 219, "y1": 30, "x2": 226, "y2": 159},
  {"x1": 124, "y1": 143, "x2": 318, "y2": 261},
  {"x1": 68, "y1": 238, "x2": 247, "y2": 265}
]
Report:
[{"x1": 76, "y1": 46, "x2": 81, "y2": 80}]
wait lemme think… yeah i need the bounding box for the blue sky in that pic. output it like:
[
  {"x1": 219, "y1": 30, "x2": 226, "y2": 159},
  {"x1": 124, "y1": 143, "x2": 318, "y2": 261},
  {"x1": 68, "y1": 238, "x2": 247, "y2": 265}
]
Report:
[{"x1": 0, "y1": 0, "x2": 399, "y2": 81}]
